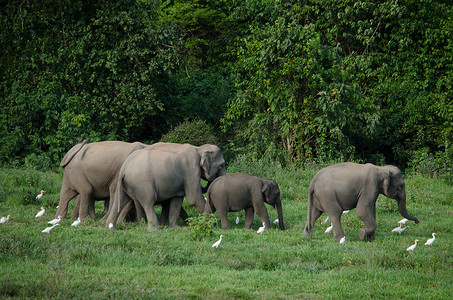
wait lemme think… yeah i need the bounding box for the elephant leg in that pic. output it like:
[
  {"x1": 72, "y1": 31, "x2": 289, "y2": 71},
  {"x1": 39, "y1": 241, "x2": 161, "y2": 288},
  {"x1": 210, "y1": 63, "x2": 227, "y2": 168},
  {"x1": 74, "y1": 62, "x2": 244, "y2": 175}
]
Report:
[
  {"x1": 71, "y1": 196, "x2": 80, "y2": 218},
  {"x1": 356, "y1": 200, "x2": 377, "y2": 241},
  {"x1": 244, "y1": 207, "x2": 254, "y2": 229},
  {"x1": 218, "y1": 211, "x2": 231, "y2": 230},
  {"x1": 87, "y1": 198, "x2": 96, "y2": 220},
  {"x1": 133, "y1": 199, "x2": 146, "y2": 221},
  {"x1": 179, "y1": 207, "x2": 189, "y2": 226},
  {"x1": 330, "y1": 214, "x2": 345, "y2": 242},
  {"x1": 137, "y1": 192, "x2": 159, "y2": 231},
  {"x1": 56, "y1": 182, "x2": 78, "y2": 219},
  {"x1": 168, "y1": 196, "x2": 183, "y2": 228},
  {"x1": 303, "y1": 207, "x2": 322, "y2": 235},
  {"x1": 103, "y1": 199, "x2": 109, "y2": 212},
  {"x1": 253, "y1": 202, "x2": 271, "y2": 231},
  {"x1": 77, "y1": 191, "x2": 92, "y2": 221},
  {"x1": 117, "y1": 200, "x2": 134, "y2": 223},
  {"x1": 160, "y1": 202, "x2": 169, "y2": 226}
]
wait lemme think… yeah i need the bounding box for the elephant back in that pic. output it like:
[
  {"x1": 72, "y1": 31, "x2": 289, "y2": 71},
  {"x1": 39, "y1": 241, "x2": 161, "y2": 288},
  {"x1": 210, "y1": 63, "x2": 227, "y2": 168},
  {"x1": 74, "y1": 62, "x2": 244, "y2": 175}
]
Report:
[{"x1": 60, "y1": 139, "x2": 88, "y2": 167}]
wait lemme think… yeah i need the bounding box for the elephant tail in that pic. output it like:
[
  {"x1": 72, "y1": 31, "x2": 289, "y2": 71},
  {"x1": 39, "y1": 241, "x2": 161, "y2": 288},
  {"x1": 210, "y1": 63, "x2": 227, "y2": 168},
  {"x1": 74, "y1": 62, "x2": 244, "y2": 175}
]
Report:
[
  {"x1": 204, "y1": 190, "x2": 217, "y2": 214},
  {"x1": 303, "y1": 184, "x2": 315, "y2": 236},
  {"x1": 60, "y1": 139, "x2": 88, "y2": 167}
]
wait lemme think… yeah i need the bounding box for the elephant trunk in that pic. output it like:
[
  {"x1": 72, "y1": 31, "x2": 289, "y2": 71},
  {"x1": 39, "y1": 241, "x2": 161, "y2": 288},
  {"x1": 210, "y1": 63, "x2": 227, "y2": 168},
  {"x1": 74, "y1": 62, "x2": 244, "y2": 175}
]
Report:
[
  {"x1": 276, "y1": 200, "x2": 285, "y2": 230},
  {"x1": 397, "y1": 191, "x2": 419, "y2": 224}
]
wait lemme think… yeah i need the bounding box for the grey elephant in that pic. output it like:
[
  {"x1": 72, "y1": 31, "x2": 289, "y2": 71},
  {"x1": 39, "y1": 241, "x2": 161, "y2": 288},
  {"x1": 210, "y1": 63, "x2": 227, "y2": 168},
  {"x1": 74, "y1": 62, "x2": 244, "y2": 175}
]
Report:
[
  {"x1": 107, "y1": 143, "x2": 226, "y2": 231},
  {"x1": 303, "y1": 162, "x2": 419, "y2": 242},
  {"x1": 204, "y1": 173, "x2": 285, "y2": 231},
  {"x1": 56, "y1": 140, "x2": 147, "y2": 221}
]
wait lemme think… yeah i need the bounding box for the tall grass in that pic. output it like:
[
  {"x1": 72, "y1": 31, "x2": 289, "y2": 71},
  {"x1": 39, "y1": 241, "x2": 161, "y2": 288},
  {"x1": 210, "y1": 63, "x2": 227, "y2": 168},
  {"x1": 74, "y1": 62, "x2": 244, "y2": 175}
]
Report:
[{"x1": 0, "y1": 162, "x2": 452, "y2": 298}]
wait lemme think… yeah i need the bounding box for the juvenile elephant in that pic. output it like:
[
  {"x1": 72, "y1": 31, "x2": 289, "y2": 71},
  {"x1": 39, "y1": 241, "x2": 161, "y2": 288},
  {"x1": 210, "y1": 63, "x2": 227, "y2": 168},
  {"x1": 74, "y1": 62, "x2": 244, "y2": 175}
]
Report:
[
  {"x1": 107, "y1": 143, "x2": 226, "y2": 231},
  {"x1": 56, "y1": 140, "x2": 147, "y2": 221},
  {"x1": 204, "y1": 173, "x2": 285, "y2": 231},
  {"x1": 303, "y1": 163, "x2": 419, "y2": 242}
]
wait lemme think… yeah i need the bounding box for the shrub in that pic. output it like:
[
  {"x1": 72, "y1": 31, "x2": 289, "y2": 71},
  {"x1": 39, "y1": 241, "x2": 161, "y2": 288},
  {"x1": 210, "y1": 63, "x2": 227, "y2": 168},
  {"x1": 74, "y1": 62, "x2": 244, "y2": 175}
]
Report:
[
  {"x1": 186, "y1": 213, "x2": 216, "y2": 240},
  {"x1": 160, "y1": 119, "x2": 220, "y2": 146}
]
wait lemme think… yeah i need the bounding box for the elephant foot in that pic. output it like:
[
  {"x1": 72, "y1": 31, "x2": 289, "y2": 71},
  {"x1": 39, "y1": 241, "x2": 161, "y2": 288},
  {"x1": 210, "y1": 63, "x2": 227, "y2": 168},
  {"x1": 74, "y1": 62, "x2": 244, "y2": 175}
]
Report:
[
  {"x1": 358, "y1": 228, "x2": 375, "y2": 242},
  {"x1": 169, "y1": 224, "x2": 181, "y2": 229},
  {"x1": 147, "y1": 225, "x2": 158, "y2": 231},
  {"x1": 358, "y1": 228, "x2": 366, "y2": 241}
]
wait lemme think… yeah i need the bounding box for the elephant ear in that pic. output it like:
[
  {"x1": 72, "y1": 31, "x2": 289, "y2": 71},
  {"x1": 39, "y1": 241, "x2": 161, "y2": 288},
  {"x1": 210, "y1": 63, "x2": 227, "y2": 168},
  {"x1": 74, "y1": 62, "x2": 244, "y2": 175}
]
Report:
[
  {"x1": 261, "y1": 181, "x2": 271, "y2": 197},
  {"x1": 383, "y1": 170, "x2": 392, "y2": 195},
  {"x1": 200, "y1": 151, "x2": 213, "y2": 175}
]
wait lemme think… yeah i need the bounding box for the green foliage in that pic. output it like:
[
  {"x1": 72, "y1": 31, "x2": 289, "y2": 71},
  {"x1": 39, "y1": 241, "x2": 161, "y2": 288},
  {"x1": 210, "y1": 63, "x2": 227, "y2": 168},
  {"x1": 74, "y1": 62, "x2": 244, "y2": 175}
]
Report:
[
  {"x1": 0, "y1": 0, "x2": 451, "y2": 170},
  {"x1": 186, "y1": 213, "x2": 216, "y2": 240},
  {"x1": 160, "y1": 119, "x2": 220, "y2": 146}
]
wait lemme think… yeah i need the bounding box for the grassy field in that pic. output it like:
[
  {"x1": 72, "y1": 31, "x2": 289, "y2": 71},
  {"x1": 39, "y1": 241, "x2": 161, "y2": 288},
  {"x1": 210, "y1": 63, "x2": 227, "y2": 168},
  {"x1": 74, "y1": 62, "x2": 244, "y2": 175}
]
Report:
[{"x1": 0, "y1": 160, "x2": 452, "y2": 299}]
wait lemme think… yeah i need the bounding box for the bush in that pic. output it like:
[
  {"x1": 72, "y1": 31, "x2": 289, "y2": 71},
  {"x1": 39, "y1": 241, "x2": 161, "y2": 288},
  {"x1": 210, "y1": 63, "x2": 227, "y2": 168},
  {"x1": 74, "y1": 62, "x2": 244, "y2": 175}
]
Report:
[
  {"x1": 160, "y1": 119, "x2": 220, "y2": 146},
  {"x1": 186, "y1": 213, "x2": 216, "y2": 240}
]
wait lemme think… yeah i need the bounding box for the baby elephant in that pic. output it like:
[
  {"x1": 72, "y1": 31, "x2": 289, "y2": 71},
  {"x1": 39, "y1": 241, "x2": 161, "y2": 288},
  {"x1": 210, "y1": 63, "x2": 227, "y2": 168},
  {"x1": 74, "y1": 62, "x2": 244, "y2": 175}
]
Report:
[{"x1": 205, "y1": 173, "x2": 285, "y2": 231}]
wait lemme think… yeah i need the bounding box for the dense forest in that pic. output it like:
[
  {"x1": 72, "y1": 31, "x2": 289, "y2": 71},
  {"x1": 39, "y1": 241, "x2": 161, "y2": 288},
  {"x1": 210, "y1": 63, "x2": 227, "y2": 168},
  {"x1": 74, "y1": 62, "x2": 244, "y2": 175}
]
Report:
[{"x1": 1, "y1": 0, "x2": 452, "y2": 173}]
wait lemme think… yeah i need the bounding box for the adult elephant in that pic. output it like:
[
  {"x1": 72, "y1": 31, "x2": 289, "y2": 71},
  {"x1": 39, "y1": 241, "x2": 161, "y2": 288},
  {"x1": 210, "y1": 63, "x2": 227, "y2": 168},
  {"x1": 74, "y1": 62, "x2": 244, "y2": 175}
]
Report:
[
  {"x1": 56, "y1": 140, "x2": 148, "y2": 221},
  {"x1": 303, "y1": 163, "x2": 419, "y2": 242},
  {"x1": 107, "y1": 143, "x2": 226, "y2": 231},
  {"x1": 204, "y1": 173, "x2": 285, "y2": 231}
]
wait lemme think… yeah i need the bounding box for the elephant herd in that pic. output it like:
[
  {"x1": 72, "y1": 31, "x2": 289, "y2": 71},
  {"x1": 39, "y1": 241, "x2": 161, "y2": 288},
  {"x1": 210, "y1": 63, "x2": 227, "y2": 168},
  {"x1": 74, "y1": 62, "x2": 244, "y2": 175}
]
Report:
[{"x1": 55, "y1": 140, "x2": 419, "y2": 242}]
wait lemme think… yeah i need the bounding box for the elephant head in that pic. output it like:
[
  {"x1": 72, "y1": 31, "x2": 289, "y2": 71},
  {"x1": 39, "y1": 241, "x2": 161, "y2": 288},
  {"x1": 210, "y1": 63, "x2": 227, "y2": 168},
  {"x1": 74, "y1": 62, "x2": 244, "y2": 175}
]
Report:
[
  {"x1": 198, "y1": 144, "x2": 226, "y2": 182},
  {"x1": 382, "y1": 166, "x2": 419, "y2": 224},
  {"x1": 262, "y1": 180, "x2": 285, "y2": 230}
]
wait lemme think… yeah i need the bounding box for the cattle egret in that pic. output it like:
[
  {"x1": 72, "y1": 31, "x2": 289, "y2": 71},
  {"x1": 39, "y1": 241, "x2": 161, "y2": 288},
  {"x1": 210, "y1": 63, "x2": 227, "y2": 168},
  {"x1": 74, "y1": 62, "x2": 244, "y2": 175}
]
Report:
[
  {"x1": 273, "y1": 218, "x2": 279, "y2": 224},
  {"x1": 398, "y1": 218, "x2": 408, "y2": 225},
  {"x1": 36, "y1": 190, "x2": 45, "y2": 201},
  {"x1": 236, "y1": 215, "x2": 240, "y2": 224},
  {"x1": 48, "y1": 215, "x2": 61, "y2": 225},
  {"x1": 321, "y1": 216, "x2": 330, "y2": 225},
  {"x1": 0, "y1": 215, "x2": 10, "y2": 224},
  {"x1": 343, "y1": 210, "x2": 350, "y2": 214},
  {"x1": 42, "y1": 223, "x2": 59, "y2": 233},
  {"x1": 257, "y1": 222, "x2": 266, "y2": 234},
  {"x1": 406, "y1": 239, "x2": 419, "y2": 251},
  {"x1": 109, "y1": 223, "x2": 114, "y2": 229},
  {"x1": 71, "y1": 217, "x2": 81, "y2": 227},
  {"x1": 424, "y1": 233, "x2": 436, "y2": 246},
  {"x1": 339, "y1": 236, "x2": 346, "y2": 244},
  {"x1": 324, "y1": 225, "x2": 333, "y2": 233},
  {"x1": 392, "y1": 225, "x2": 409, "y2": 234},
  {"x1": 35, "y1": 207, "x2": 45, "y2": 218},
  {"x1": 212, "y1": 235, "x2": 223, "y2": 248}
]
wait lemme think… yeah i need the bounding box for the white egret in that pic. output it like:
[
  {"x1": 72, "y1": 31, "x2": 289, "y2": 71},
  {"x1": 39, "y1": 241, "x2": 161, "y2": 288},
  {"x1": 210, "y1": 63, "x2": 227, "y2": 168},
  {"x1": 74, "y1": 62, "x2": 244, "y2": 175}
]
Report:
[
  {"x1": 398, "y1": 218, "x2": 408, "y2": 225},
  {"x1": 273, "y1": 218, "x2": 279, "y2": 224},
  {"x1": 212, "y1": 235, "x2": 223, "y2": 248},
  {"x1": 257, "y1": 222, "x2": 266, "y2": 234},
  {"x1": 324, "y1": 225, "x2": 333, "y2": 233},
  {"x1": 406, "y1": 239, "x2": 419, "y2": 251},
  {"x1": 236, "y1": 214, "x2": 240, "y2": 224},
  {"x1": 0, "y1": 215, "x2": 10, "y2": 224},
  {"x1": 36, "y1": 190, "x2": 45, "y2": 201},
  {"x1": 392, "y1": 225, "x2": 409, "y2": 234},
  {"x1": 42, "y1": 223, "x2": 59, "y2": 233},
  {"x1": 339, "y1": 236, "x2": 346, "y2": 244},
  {"x1": 48, "y1": 215, "x2": 61, "y2": 225},
  {"x1": 71, "y1": 217, "x2": 81, "y2": 227},
  {"x1": 424, "y1": 233, "x2": 436, "y2": 246},
  {"x1": 109, "y1": 223, "x2": 114, "y2": 229},
  {"x1": 321, "y1": 216, "x2": 330, "y2": 225},
  {"x1": 343, "y1": 210, "x2": 350, "y2": 214},
  {"x1": 35, "y1": 207, "x2": 45, "y2": 218}
]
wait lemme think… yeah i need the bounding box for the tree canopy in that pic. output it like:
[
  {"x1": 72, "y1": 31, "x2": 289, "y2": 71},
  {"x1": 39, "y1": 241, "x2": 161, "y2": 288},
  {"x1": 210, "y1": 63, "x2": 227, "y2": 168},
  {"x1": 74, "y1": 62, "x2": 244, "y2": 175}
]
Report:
[{"x1": 1, "y1": 0, "x2": 451, "y2": 173}]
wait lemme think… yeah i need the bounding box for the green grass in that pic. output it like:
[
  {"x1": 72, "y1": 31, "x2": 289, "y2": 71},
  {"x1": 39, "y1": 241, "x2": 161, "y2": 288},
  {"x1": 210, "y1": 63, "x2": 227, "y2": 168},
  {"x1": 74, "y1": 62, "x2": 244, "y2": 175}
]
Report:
[{"x1": 0, "y1": 162, "x2": 452, "y2": 299}]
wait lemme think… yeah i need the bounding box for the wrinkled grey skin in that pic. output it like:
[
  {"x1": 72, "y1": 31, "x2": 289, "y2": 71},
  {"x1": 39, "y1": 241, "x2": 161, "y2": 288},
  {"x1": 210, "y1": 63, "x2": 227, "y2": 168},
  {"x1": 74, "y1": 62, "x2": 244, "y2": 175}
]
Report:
[
  {"x1": 56, "y1": 140, "x2": 148, "y2": 221},
  {"x1": 107, "y1": 143, "x2": 226, "y2": 231},
  {"x1": 303, "y1": 163, "x2": 419, "y2": 242},
  {"x1": 205, "y1": 173, "x2": 285, "y2": 231}
]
